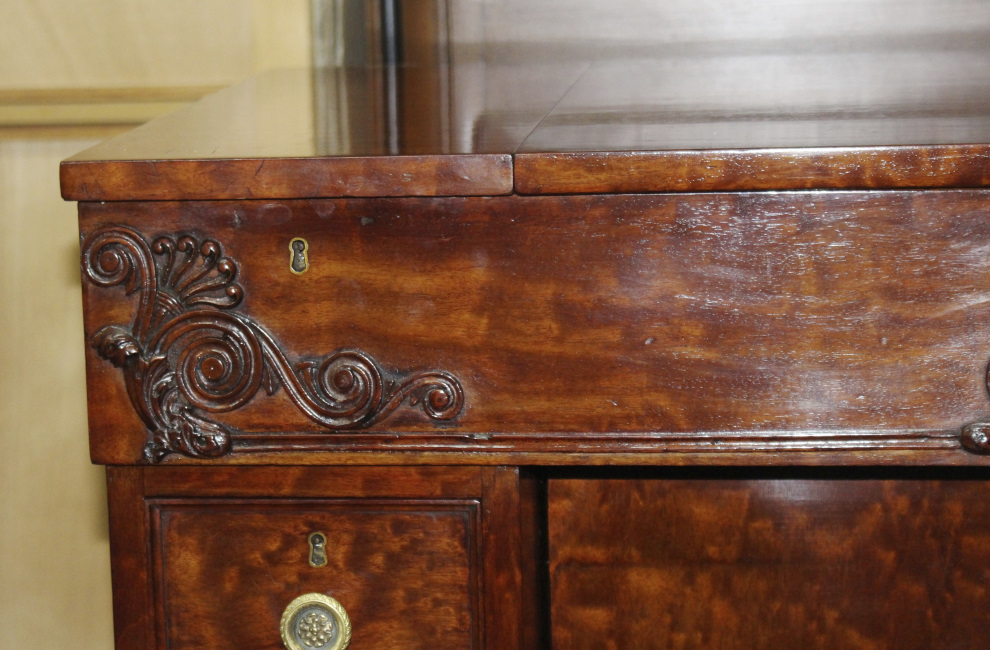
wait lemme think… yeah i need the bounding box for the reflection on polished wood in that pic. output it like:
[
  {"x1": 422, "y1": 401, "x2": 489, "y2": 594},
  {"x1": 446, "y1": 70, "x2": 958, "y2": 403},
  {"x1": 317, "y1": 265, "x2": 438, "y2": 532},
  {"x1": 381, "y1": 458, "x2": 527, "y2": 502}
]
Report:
[
  {"x1": 61, "y1": 34, "x2": 990, "y2": 200},
  {"x1": 107, "y1": 465, "x2": 523, "y2": 650},
  {"x1": 550, "y1": 471, "x2": 990, "y2": 649},
  {"x1": 79, "y1": 191, "x2": 990, "y2": 465},
  {"x1": 61, "y1": 4, "x2": 990, "y2": 648}
]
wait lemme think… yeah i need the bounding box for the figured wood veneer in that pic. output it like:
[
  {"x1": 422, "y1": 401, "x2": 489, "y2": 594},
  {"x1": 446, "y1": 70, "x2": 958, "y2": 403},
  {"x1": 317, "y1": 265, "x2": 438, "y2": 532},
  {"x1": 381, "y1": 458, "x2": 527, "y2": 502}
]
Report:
[
  {"x1": 81, "y1": 192, "x2": 990, "y2": 465},
  {"x1": 156, "y1": 500, "x2": 479, "y2": 648},
  {"x1": 549, "y1": 472, "x2": 990, "y2": 649},
  {"x1": 105, "y1": 465, "x2": 527, "y2": 650}
]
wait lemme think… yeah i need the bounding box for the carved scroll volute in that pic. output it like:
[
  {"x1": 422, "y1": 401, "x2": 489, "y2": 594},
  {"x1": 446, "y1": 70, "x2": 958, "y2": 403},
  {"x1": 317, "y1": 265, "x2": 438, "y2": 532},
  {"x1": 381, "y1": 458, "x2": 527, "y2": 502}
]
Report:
[
  {"x1": 82, "y1": 226, "x2": 465, "y2": 463},
  {"x1": 962, "y1": 422, "x2": 990, "y2": 453}
]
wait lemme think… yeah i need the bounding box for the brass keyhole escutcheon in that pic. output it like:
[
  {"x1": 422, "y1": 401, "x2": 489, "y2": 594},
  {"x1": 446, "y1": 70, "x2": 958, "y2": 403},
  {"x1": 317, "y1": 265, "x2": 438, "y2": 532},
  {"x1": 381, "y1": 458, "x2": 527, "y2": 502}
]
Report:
[
  {"x1": 308, "y1": 531, "x2": 328, "y2": 568},
  {"x1": 290, "y1": 238, "x2": 309, "y2": 274}
]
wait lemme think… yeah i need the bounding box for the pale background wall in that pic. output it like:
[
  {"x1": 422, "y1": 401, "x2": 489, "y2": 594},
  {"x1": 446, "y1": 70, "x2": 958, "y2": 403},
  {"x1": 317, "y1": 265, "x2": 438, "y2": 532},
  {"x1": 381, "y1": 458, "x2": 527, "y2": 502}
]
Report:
[{"x1": 0, "y1": 2, "x2": 311, "y2": 646}]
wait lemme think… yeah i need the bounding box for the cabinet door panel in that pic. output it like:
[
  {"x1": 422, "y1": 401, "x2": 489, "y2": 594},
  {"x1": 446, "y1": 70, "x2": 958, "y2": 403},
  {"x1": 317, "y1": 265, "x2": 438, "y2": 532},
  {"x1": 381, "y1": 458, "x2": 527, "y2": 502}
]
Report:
[{"x1": 549, "y1": 476, "x2": 990, "y2": 649}]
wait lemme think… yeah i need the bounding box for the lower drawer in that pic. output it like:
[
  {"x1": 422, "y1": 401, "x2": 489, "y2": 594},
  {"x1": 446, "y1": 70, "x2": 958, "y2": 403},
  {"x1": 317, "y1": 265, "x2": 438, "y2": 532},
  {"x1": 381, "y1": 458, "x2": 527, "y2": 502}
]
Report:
[
  {"x1": 548, "y1": 470, "x2": 990, "y2": 649},
  {"x1": 105, "y1": 466, "x2": 525, "y2": 649},
  {"x1": 153, "y1": 499, "x2": 478, "y2": 649}
]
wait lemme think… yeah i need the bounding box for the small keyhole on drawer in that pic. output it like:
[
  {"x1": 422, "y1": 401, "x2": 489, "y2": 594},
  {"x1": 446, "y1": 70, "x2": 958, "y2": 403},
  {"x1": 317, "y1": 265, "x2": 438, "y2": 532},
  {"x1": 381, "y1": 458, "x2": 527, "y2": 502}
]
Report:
[
  {"x1": 290, "y1": 238, "x2": 309, "y2": 274},
  {"x1": 308, "y1": 531, "x2": 328, "y2": 567}
]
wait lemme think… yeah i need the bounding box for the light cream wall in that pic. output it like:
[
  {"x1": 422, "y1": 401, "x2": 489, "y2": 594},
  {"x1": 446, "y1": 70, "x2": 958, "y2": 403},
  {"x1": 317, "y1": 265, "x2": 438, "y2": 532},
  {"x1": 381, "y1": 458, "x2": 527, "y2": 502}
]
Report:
[
  {"x1": 0, "y1": 2, "x2": 311, "y2": 647},
  {"x1": 0, "y1": 133, "x2": 117, "y2": 647},
  {"x1": 0, "y1": 0, "x2": 310, "y2": 89},
  {"x1": 0, "y1": 0, "x2": 311, "y2": 128}
]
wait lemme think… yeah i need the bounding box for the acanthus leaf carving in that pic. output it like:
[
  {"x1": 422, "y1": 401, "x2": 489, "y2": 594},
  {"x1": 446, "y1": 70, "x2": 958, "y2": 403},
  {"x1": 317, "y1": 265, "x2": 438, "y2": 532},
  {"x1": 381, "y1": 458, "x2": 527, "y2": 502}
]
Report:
[{"x1": 82, "y1": 225, "x2": 465, "y2": 463}]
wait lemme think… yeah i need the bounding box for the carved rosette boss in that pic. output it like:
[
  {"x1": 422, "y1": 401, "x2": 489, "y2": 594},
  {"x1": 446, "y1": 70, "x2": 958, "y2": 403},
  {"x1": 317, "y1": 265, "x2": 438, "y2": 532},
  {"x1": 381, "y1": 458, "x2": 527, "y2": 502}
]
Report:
[{"x1": 82, "y1": 226, "x2": 464, "y2": 462}]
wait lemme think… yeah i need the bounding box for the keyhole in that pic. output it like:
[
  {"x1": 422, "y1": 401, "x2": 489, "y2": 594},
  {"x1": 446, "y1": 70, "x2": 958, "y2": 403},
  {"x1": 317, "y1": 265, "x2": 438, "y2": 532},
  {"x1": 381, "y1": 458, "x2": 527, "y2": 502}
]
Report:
[
  {"x1": 290, "y1": 238, "x2": 309, "y2": 274},
  {"x1": 308, "y1": 531, "x2": 328, "y2": 567}
]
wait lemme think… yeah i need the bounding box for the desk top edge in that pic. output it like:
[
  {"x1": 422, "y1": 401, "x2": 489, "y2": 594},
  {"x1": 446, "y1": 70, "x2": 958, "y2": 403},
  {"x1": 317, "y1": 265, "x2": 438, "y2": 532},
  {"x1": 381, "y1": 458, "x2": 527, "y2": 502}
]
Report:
[{"x1": 60, "y1": 49, "x2": 990, "y2": 199}]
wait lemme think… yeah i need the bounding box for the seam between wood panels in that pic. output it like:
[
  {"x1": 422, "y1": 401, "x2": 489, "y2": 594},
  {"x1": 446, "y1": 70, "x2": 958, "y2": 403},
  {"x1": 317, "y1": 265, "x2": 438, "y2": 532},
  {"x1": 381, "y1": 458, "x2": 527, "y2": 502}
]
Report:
[{"x1": 509, "y1": 59, "x2": 595, "y2": 162}]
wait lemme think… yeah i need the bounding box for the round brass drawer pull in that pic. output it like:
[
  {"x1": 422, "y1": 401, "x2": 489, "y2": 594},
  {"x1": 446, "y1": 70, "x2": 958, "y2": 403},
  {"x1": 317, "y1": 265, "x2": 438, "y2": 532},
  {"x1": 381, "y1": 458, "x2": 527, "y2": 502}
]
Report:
[{"x1": 280, "y1": 593, "x2": 352, "y2": 650}]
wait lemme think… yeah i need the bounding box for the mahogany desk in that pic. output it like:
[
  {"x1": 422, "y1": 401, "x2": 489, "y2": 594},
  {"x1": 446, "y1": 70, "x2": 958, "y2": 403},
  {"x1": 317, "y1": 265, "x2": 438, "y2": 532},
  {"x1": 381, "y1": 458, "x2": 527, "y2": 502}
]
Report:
[{"x1": 62, "y1": 47, "x2": 990, "y2": 648}]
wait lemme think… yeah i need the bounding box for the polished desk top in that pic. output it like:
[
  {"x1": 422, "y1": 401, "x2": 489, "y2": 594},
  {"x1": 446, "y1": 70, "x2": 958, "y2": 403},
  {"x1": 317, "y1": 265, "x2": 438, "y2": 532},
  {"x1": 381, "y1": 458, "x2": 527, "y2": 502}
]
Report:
[
  {"x1": 65, "y1": 40, "x2": 990, "y2": 466},
  {"x1": 60, "y1": 42, "x2": 990, "y2": 201}
]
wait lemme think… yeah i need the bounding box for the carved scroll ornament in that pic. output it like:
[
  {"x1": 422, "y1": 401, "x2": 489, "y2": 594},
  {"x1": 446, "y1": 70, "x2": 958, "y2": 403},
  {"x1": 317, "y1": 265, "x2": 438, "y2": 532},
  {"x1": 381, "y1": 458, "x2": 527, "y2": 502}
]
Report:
[{"x1": 83, "y1": 226, "x2": 464, "y2": 462}]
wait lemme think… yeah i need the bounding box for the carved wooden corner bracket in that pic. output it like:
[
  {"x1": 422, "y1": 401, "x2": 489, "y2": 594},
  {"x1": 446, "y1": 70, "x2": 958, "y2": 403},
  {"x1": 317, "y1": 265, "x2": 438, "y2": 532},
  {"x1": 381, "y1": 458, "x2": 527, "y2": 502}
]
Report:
[{"x1": 82, "y1": 226, "x2": 465, "y2": 463}]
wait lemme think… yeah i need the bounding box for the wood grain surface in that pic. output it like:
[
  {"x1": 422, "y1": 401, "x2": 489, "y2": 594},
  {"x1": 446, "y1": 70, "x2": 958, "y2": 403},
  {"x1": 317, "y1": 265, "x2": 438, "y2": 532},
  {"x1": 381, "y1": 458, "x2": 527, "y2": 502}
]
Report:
[
  {"x1": 80, "y1": 191, "x2": 990, "y2": 464},
  {"x1": 105, "y1": 467, "x2": 154, "y2": 650},
  {"x1": 142, "y1": 465, "x2": 485, "y2": 498},
  {"x1": 104, "y1": 465, "x2": 526, "y2": 649},
  {"x1": 548, "y1": 470, "x2": 990, "y2": 649},
  {"x1": 155, "y1": 499, "x2": 479, "y2": 649},
  {"x1": 514, "y1": 146, "x2": 990, "y2": 194},
  {"x1": 60, "y1": 154, "x2": 514, "y2": 201}
]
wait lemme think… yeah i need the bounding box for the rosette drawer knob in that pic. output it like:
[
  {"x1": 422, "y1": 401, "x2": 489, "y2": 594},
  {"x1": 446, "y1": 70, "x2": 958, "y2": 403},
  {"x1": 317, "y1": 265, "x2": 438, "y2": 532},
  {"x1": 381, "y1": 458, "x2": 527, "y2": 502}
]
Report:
[{"x1": 280, "y1": 593, "x2": 352, "y2": 650}]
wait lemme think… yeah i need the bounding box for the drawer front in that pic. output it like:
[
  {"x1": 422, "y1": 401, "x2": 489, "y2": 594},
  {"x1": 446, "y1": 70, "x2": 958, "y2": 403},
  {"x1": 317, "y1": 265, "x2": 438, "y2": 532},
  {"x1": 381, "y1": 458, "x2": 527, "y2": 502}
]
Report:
[
  {"x1": 152, "y1": 499, "x2": 479, "y2": 649},
  {"x1": 548, "y1": 473, "x2": 990, "y2": 649},
  {"x1": 79, "y1": 191, "x2": 990, "y2": 463}
]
